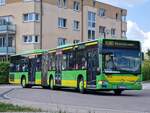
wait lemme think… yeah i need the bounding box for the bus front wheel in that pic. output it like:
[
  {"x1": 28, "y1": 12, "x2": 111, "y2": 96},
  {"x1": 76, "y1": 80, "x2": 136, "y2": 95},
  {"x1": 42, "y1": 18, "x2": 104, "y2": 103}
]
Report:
[{"x1": 114, "y1": 90, "x2": 122, "y2": 95}]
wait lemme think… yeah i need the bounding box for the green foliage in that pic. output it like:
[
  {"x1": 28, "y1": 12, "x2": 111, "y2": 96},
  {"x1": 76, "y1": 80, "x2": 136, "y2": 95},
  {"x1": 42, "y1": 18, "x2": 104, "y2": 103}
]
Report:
[
  {"x1": 0, "y1": 102, "x2": 41, "y2": 112},
  {"x1": 0, "y1": 62, "x2": 10, "y2": 84},
  {"x1": 146, "y1": 49, "x2": 150, "y2": 60},
  {"x1": 142, "y1": 60, "x2": 150, "y2": 81}
]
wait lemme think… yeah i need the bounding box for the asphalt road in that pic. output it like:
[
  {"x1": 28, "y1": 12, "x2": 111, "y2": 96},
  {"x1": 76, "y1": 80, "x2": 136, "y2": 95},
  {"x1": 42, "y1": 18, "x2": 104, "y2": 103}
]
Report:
[{"x1": 0, "y1": 85, "x2": 150, "y2": 113}]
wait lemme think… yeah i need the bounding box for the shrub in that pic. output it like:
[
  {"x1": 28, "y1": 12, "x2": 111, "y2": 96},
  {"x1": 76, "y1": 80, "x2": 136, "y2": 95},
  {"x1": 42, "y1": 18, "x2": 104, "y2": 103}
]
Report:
[
  {"x1": 0, "y1": 62, "x2": 10, "y2": 84},
  {"x1": 142, "y1": 60, "x2": 150, "y2": 81}
]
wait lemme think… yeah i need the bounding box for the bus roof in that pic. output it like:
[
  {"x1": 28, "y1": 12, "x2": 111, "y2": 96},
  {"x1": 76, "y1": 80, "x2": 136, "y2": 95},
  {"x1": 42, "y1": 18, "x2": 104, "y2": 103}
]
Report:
[
  {"x1": 48, "y1": 38, "x2": 140, "y2": 52},
  {"x1": 11, "y1": 49, "x2": 47, "y2": 57}
]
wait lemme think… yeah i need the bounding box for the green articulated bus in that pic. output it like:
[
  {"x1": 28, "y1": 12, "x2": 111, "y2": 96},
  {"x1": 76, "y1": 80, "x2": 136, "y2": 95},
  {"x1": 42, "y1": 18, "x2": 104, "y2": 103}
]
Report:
[{"x1": 9, "y1": 38, "x2": 143, "y2": 95}]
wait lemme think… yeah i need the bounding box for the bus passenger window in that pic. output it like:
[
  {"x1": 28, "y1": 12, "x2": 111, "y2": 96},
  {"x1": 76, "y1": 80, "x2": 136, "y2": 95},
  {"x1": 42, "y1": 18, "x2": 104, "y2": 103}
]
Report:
[
  {"x1": 62, "y1": 54, "x2": 67, "y2": 70},
  {"x1": 81, "y1": 57, "x2": 87, "y2": 69}
]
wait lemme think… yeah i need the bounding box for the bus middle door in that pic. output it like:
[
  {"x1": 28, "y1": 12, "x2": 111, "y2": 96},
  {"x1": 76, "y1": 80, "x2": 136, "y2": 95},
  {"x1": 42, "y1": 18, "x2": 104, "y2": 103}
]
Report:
[
  {"x1": 87, "y1": 47, "x2": 98, "y2": 88},
  {"x1": 28, "y1": 57, "x2": 36, "y2": 84},
  {"x1": 55, "y1": 51, "x2": 62, "y2": 86}
]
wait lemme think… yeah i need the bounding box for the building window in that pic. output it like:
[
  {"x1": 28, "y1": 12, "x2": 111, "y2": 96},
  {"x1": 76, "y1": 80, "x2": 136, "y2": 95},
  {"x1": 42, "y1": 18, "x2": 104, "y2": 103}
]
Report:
[
  {"x1": 73, "y1": 40, "x2": 80, "y2": 44},
  {"x1": 63, "y1": 0, "x2": 67, "y2": 8},
  {"x1": 23, "y1": 13, "x2": 40, "y2": 22},
  {"x1": 116, "y1": 13, "x2": 119, "y2": 20},
  {"x1": 99, "y1": 8, "x2": 106, "y2": 17},
  {"x1": 57, "y1": 0, "x2": 67, "y2": 8},
  {"x1": 58, "y1": 18, "x2": 67, "y2": 28},
  {"x1": 58, "y1": 38, "x2": 67, "y2": 46},
  {"x1": 0, "y1": 0, "x2": 5, "y2": 6},
  {"x1": 23, "y1": 0, "x2": 40, "y2": 2},
  {"x1": 88, "y1": 30, "x2": 95, "y2": 40},
  {"x1": 111, "y1": 28, "x2": 116, "y2": 36},
  {"x1": 122, "y1": 31, "x2": 126, "y2": 37},
  {"x1": 23, "y1": 35, "x2": 39, "y2": 43},
  {"x1": 122, "y1": 15, "x2": 126, "y2": 22},
  {"x1": 73, "y1": 21, "x2": 79, "y2": 31},
  {"x1": 88, "y1": 11, "x2": 96, "y2": 29},
  {"x1": 0, "y1": 37, "x2": 5, "y2": 47},
  {"x1": 88, "y1": 11, "x2": 96, "y2": 40},
  {"x1": 73, "y1": 1, "x2": 80, "y2": 11},
  {"x1": 0, "y1": 16, "x2": 13, "y2": 25},
  {"x1": 99, "y1": 26, "x2": 105, "y2": 34}
]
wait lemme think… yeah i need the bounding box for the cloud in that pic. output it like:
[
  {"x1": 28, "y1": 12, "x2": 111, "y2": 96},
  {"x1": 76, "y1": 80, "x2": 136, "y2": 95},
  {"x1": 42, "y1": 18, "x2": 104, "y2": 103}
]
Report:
[
  {"x1": 96, "y1": 0, "x2": 149, "y2": 7},
  {"x1": 127, "y1": 20, "x2": 150, "y2": 52}
]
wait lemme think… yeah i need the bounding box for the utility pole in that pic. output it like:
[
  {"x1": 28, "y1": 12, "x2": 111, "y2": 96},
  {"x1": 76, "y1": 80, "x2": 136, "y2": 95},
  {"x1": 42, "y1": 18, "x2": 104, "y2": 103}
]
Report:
[{"x1": 40, "y1": 0, "x2": 43, "y2": 49}]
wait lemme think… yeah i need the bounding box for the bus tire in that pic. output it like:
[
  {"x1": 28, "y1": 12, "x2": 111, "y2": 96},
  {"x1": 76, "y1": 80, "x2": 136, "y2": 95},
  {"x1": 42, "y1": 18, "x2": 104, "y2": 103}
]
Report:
[
  {"x1": 78, "y1": 77, "x2": 85, "y2": 94},
  {"x1": 114, "y1": 90, "x2": 122, "y2": 95},
  {"x1": 21, "y1": 77, "x2": 27, "y2": 88},
  {"x1": 49, "y1": 77, "x2": 54, "y2": 90}
]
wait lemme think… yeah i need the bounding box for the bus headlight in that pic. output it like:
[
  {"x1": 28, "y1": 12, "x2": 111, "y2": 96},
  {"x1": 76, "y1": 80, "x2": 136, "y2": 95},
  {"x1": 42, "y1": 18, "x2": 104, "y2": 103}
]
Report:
[{"x1": 99, "y1": 81, "x2": 108, "y2": 88}]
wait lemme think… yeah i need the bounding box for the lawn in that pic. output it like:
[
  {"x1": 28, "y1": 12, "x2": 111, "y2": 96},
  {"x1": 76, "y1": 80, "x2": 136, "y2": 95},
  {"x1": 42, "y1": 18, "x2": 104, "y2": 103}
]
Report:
[{"x1": 0, "y1": 102, "x2": 42, "y2": 112}]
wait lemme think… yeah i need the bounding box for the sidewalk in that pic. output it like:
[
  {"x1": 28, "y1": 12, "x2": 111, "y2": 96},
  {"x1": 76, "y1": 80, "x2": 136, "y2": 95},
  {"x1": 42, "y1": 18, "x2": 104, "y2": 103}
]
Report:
[{"x1": 143, "y1": 82, "x2": 150, "y2": 89}]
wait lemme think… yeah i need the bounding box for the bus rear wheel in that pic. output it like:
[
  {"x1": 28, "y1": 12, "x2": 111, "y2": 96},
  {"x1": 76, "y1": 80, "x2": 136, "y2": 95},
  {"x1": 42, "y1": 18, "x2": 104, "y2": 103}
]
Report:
[
  {"x1": 21, "y1": 77, "x2": 27, "y2": 88},
  {"x1": 78, "y1": 78, "x2": 85, "y2": 94},
  {"x1": 114, "y1": 90, "x2": 122, "y2": 95}
]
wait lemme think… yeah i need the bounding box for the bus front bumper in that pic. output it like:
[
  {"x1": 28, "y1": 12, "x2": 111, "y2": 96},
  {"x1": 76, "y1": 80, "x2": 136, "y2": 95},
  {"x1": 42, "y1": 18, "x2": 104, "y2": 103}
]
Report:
[{"x1": 97, "y1": 81, "x2": 142, "y2": 90}]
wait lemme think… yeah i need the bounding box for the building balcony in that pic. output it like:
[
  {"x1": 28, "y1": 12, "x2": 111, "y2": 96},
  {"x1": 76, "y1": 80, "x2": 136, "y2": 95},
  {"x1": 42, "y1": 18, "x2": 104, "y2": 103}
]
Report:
[
  {"x1": 0, "y1": 47, "x2": 16, "y2": 55},
  {"x1": 0, "y1": 25, "x2": 16, "y2": 34}
]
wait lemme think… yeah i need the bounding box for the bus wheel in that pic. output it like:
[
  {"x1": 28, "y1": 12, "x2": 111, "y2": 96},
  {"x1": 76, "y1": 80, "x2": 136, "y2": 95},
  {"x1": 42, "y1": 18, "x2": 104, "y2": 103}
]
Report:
[
  {"x1": 49, "y1": 77, "x2": 54, "y2": 90},
  {"x1": 78, "y1": 78, "x2": 85, "y2": 94},
  {"x1": 114, "y1": 90, "x2": 122, "y2": 95},
  {"x1": 21, "y1": 77, "x2": 27, "y2": 88}
]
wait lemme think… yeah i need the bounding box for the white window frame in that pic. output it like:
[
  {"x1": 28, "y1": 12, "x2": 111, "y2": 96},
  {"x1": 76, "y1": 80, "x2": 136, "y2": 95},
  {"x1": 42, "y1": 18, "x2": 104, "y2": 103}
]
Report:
[
  {"x1": 58, "y1": 18, "x2": 67, "y2": 28},
  {"x1": 73, "y1": 1, "x2": 80, "y2": 11},
  {"x1": 57, "y1": 0, "x2": 67, "y2": 8},
  {"x1": 99, "y1": 8, "x2": 106, "y2": 17},
  {"x1": 73, "y1": 20, "x2": 80, "y2": 31},
  {"x1": 0, "y1": 0, "x2": 5, "y2": 6},
  {"x1": 88, "y1": 11, "x2": 96, "y2": 40},
  {"x1": 111, "y1": 28, "x2": 116, "y2": 36},
  {"x1": 23, "y1": 0, "x2": 40, "y2": 2},
  {"x1": 58, "y1": 37, "x2": 67, "y2": 46},
  {"x1": 23, "y1": 35, "x2": 40, "y2": 44},
  {"x1": 23, "y1": 13, "x2": 40, "y2": 22}
]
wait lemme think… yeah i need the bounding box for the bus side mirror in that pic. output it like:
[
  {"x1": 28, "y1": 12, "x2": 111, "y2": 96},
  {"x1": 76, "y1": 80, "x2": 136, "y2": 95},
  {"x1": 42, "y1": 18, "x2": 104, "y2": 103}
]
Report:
[{"x1": 141, "y1": 52, "x2": 144, "y2": 61}]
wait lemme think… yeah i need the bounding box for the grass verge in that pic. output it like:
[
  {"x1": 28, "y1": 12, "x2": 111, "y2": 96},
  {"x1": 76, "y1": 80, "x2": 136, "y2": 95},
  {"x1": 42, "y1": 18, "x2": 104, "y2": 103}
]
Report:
[{"x1": 0, "y1": 102, "x2": 42, "y2": 112}]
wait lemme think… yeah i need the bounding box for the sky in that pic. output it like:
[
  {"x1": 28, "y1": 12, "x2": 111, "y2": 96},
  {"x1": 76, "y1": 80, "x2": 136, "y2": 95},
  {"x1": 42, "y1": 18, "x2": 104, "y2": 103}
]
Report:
[{"x1": 97, "y1": 0, "x2": 150, "y2": 52}]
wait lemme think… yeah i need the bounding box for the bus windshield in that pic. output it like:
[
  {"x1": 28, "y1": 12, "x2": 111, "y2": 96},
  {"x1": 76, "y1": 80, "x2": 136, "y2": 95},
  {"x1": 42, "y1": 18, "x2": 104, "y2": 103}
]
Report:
[{"x1": 103, "y1": 49, "x2": 141, "y2": 74}]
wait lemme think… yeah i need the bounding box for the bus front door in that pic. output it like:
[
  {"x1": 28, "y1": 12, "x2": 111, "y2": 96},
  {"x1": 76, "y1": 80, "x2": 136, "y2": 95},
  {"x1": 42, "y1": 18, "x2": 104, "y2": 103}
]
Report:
[
  {"x1": 55, "y1": 53, "x2": 62, "y2": 86},
  {"x1": 28, "y1": 58, "x2": 36, "y2": 84},
  {"x1": 87, "y1": 48, "x2": 98, "y2": 88}
]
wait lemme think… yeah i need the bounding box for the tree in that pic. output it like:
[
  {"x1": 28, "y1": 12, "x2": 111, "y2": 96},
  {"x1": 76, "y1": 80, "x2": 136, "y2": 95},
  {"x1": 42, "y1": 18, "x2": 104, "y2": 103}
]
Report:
[{"x1": 146, "y1": 49, "x2": 150, "y2": 60}]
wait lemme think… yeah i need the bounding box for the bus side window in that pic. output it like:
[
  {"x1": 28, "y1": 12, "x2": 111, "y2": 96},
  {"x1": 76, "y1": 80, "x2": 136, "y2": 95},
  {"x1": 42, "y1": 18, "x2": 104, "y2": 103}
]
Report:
[
  {"x1": 36, "y1": 55, "x2": 42, "y2": 71},
  {"x1": 48, "y1": 53, "x2": 56, "y2": 71},
  {"x1": 76, "y1": 50, "x2": 87, "y2": 70},
  {"x1": 62, "y1": 54, "x2": 67, "y2": 70}
]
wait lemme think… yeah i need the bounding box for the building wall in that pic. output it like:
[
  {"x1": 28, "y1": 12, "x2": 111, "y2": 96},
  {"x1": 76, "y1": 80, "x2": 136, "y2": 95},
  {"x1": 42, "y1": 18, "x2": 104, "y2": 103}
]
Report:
[
  {"x1": 0, "y1": 1, "x2": 40, "y2": 52},
  {"x1": 41, "y1": 2, "x2": 82, "y2": 49},
  {"x1": 0, "y1": 0, "x2": 127, "y2": 53}
]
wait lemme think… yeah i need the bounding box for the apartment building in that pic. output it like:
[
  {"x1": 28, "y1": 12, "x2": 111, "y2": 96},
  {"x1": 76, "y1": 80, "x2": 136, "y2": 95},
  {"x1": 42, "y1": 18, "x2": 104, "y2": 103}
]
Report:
[{"x1": 0, "y1": 0, "x2": 127, "y2": 59}]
